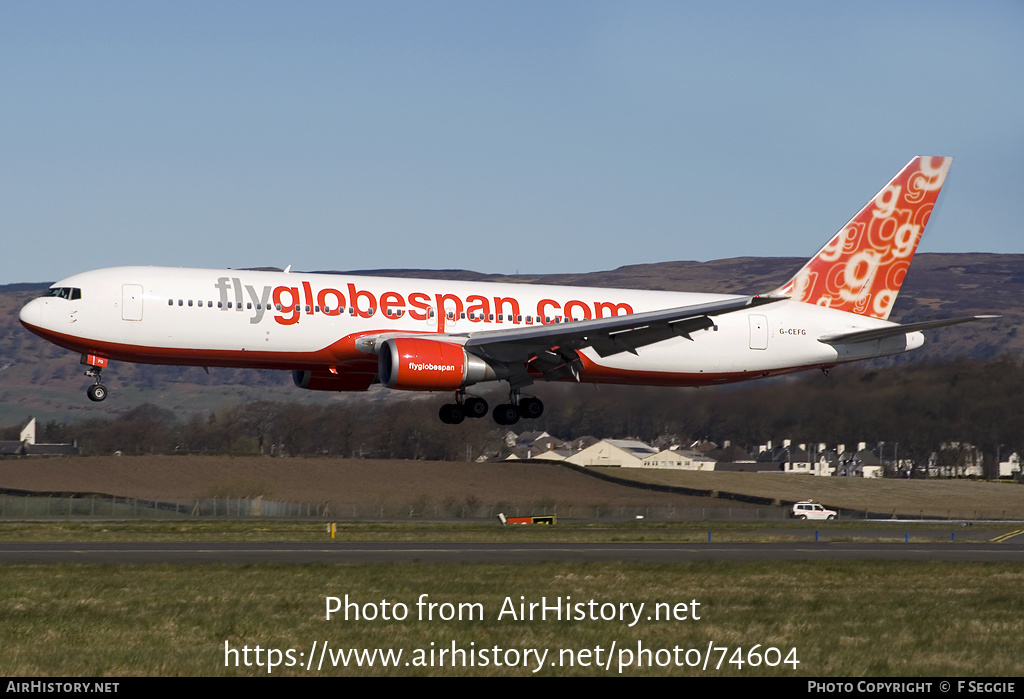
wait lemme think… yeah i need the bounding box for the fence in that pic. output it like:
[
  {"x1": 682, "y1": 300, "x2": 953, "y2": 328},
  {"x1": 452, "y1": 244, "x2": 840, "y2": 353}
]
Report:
[{"x1": 0, "y1": 494, "x2": 792, "y2": 522}]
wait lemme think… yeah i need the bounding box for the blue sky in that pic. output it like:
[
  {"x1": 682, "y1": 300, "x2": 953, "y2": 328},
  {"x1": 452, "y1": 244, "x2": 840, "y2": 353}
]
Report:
[{"x1": 3, "y1": 1, "x2": 1022, "y2": 284}]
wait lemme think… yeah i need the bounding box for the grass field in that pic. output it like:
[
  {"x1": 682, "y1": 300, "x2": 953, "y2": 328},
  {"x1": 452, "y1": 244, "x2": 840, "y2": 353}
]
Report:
[
  {"x1": 1, "y1": 560, "x2": 1021, "y2": 676},
  {"x1": 0, "y1": 459, "x2": 1021, "y2": 677},
  {"x1": 598, "y1": 467, "x2": 1024, "y2": 520},
  {"x1": 2, "y1": 456, "x2": 1021, "y2": 520},
  {"x1": 0, "y1": 522, "x2": 1022, "y2": 677}
]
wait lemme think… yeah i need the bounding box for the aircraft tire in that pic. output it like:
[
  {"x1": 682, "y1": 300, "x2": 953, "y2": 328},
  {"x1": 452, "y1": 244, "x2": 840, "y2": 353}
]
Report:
[
  {"x1": 520, "y1": 397, "x2": 544, "y2": 419},
  {"x1": 439, "y1": 404, "x2": 465, "y2": 424},
  {"x1": 87, "y1": 384, "x2": 107, "y2": 402},
  {"x1": 464, "y1": 397, "x2": 488, "y2": 419},
  {"x1": 492, "y1": 404, "x2": 520, "y2": 425}
]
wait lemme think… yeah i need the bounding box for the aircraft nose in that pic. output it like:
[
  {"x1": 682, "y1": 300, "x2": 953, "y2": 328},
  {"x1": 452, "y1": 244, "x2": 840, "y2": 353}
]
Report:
[{"x1": 19, "y1": 298, "x2": 42, "y2": 329}]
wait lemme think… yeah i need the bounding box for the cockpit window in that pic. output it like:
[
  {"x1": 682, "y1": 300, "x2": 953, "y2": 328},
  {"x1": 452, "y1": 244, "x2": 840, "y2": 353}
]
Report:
[{"x1": 44, "y1": 287, "x2": 82, "y2": 300}]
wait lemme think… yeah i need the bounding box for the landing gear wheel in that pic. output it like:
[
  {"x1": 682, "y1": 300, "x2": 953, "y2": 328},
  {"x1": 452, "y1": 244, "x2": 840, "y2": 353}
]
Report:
[
  {"x1": 87, "y1": 384, "x2": 107, "y2": 402},
  {"x1": 492, "y1": 403, "x2": 520, "y2": 425},
  {"x1": 519, "y1": 396, "x2": 544, "y2": 419},
  {"x1": 464, "y1": 396, "x2": 489, "y2": 419},
  {"x1": 439, "y1": 403, "x2": 465, "y2": 424}
]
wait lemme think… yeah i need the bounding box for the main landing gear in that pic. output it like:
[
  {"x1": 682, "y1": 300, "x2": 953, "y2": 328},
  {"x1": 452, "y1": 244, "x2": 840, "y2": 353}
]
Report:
[
  {"x1": 85, "y1": 367, "x2": 107, "y2": 402},
  {"x1": 489, "y1": 391, "x2": 544, "y2": 425},
  {"x1": 438, "y1": 390, "x2": 544, "y2": 425},
  {"x1": 438, "y1": 392, "x2": 489, "y2": 424}
]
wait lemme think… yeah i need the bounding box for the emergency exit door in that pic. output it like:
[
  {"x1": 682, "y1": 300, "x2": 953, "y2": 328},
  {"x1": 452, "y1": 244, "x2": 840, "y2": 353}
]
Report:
[{"x1": 749, "y1": 314, "x2": 768, "y2": 350}]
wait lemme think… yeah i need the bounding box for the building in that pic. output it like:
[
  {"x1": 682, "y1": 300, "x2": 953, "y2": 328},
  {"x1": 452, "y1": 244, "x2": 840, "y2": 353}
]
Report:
[
  {"x1": 565, "y1": 439, "x2": 660, "y2": 468},
  {"x1": 0, "y1": 418, "x2": 80, "y2": 457},
  {"x1": 641, "y1": 447, "x2": 716, "y2": 470}
]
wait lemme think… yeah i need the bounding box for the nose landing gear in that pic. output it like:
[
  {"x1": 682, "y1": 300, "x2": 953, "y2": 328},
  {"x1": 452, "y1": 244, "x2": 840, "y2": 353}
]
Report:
[
  {"x1": 85, "y1": 367, "x2": 107, "y2": 402},
  {"x1": 81, "y1": 354, "x2": 109, "y2": 402}
]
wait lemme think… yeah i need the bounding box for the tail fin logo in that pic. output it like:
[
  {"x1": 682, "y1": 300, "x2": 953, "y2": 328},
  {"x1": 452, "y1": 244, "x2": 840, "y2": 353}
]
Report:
[{"x1": 773, "y1": 156, "x2": 952, "y2": 320}]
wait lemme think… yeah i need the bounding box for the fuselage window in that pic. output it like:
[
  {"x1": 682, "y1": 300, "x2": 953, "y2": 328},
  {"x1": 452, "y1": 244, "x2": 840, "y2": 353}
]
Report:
[
  {"x1": 178, "y1": 300, "x2": 183, "y2": 306},
  {"x1": 168, "y1": 299, "x2": 173, "y2": 306}
]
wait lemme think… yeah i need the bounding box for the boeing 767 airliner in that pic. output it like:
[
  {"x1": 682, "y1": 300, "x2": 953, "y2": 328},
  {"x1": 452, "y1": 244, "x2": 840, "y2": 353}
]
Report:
[{"x1": 19, "y1": 156, "x2": 993, "y2": 424}]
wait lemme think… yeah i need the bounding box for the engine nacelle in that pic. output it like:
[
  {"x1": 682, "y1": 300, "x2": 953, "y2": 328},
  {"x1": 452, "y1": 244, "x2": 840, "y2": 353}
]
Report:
[
  {"x1": 378, "y1": 337, "x2": 499, "y2": 390},
  {"x1": 292, "y1": 369, "x2": 375, "y2": 392}
]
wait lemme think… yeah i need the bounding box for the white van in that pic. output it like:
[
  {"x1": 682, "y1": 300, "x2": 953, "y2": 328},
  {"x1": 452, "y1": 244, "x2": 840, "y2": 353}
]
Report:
[{"x1": 791, "y1": 501, "x2": 838, "y2": 520}]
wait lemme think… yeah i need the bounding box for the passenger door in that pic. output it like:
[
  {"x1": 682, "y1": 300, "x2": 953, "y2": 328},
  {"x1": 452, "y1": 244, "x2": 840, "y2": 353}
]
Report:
[{"x1": 122, "y1": 284, "x2": 143, "y2": 321}]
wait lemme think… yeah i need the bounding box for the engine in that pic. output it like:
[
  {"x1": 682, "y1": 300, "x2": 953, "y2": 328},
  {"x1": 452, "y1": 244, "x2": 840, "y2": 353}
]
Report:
[
  {"x1": 292, "y1": 369, "x2": 375, "y2": 392},
  {"x1": 378, "y1": 337, "x2": 499, "y2": 390}
]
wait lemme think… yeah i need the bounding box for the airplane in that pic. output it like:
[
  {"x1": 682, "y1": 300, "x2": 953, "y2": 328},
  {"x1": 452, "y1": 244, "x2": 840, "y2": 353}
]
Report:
[{"x1": 19, "y1": 155, "x2": 994, "y2": 425}]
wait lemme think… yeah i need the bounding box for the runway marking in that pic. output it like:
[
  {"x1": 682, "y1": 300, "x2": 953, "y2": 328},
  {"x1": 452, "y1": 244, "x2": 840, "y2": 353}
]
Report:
[{"x1": 991, "y1": 529, "x2": 1024, "y2": 543}]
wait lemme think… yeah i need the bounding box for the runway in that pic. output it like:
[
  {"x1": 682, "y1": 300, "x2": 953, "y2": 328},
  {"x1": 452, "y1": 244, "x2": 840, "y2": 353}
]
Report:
[{"x1": 2, "y1": 540, "x2": 1024, "y2": 563}]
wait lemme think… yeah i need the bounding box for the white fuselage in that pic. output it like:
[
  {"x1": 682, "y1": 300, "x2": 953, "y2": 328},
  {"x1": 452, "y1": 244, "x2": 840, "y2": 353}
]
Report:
[{"x1": 19, "y1": 266, "x2": 922, "y2": 388}]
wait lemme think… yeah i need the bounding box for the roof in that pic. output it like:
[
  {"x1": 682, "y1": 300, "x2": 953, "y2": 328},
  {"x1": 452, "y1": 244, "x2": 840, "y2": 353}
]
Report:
[{"x1": 603, "y1": 439, "x2": 659, "y2": 457}]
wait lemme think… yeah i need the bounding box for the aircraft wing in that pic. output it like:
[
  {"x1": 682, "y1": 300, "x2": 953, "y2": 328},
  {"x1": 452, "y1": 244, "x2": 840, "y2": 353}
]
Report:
[
  {"x1": 817, "y1": 316, "x2": 999, "y2": 345},
  {"x1": 442, "y1": 295, "x2": 782, "y2": 388}
]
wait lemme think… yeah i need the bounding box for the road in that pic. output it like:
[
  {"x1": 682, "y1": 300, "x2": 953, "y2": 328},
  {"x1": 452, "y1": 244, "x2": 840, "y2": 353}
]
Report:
[{"x1": 2, "y1": 540, "x2": 1023, "y2": 563}]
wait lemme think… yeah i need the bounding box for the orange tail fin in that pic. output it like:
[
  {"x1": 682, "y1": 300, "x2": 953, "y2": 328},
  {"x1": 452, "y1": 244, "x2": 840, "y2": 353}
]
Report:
[{"x1": 772, "y1": 155, "x2": 953, "y2": 319}]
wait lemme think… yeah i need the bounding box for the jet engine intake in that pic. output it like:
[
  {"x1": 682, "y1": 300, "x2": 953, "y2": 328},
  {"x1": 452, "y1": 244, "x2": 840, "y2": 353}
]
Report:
[{"x1": 378, "y1": 337, "x2": 499, "y2": 390}]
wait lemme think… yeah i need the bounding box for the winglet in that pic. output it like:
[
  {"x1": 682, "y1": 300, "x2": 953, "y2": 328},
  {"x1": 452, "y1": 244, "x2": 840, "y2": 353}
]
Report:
[{"x1": 771, "y1": 156, "x2": 953, "y2": 320}]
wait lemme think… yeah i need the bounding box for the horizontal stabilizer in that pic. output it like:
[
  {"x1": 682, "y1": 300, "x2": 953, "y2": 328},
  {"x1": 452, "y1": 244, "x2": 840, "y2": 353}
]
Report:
[{"x1": 818, "y1": 316, "x2": 999, "y2": 345}]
